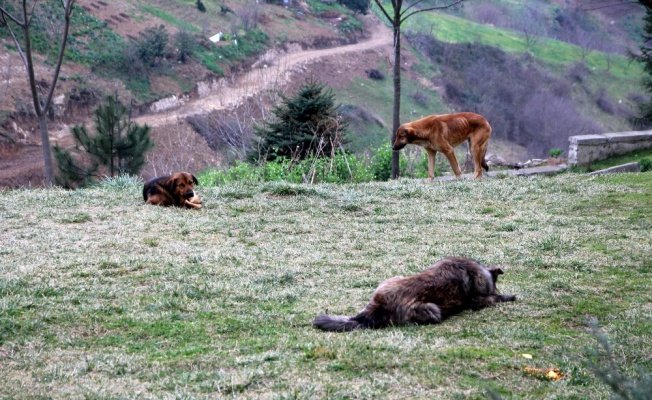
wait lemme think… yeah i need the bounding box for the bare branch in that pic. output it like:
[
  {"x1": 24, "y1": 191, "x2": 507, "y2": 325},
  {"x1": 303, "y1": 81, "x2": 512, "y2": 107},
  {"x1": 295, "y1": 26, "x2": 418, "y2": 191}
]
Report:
[
  {"x1": 1, "y1": 21, "x2": 29, "y2": 69},
  {"x1": 401, "y1": 0, "x2": 465, "y2": 23},
  {"x1": 42, "y1": 0, "x2": 76, "y2": 112},
  {"x1": 373, "y1": 0, "x2": 395, "y2": 25},
  {"x1": 0, "y1": 4, "x2": 26, "y2": 26},
  {"x1": 577, "y1": 0, "x2": 642, "y2": 11}
]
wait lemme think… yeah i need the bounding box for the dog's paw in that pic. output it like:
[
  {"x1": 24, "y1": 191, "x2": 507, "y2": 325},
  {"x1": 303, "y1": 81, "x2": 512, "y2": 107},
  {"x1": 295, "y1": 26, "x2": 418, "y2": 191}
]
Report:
[
  {"x1": 188, "y1": 194, "x2": 202, "y2": 204},
  {"x1": 185, "y1": 197, "x2": 203, "y2": 209}
]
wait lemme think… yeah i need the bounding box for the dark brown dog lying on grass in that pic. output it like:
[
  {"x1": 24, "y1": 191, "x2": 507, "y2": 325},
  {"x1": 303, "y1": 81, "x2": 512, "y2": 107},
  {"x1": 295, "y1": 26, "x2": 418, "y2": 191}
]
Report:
[
  {"x1": 313, "y1": 257, "x2": 515, "y2": 331},
  {"x1": 143, "y1": 172, "x2": 202, "y2": 209}
]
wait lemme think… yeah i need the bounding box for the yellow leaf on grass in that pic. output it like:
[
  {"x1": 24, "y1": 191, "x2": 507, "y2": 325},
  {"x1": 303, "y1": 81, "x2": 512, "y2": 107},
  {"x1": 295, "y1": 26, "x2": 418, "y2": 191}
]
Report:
[{"x1": 524, "y1": 367, "x2": 565, "y2": 381}]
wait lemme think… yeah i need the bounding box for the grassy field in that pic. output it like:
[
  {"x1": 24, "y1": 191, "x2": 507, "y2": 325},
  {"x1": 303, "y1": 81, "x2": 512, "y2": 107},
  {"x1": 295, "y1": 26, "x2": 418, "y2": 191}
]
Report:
[{"x1": 1, "y1": 173, "x2": 651, "y2": 399}]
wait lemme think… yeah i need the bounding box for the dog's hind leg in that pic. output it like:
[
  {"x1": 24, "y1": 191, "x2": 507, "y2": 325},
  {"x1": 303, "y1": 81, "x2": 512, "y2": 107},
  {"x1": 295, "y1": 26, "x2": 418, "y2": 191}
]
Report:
[
  {"x1": 408, "y1": 302, "x2": 442, "y2": 324},
  {"x1": 470, "y1": 129, "x2": 491, "y2": 178}
]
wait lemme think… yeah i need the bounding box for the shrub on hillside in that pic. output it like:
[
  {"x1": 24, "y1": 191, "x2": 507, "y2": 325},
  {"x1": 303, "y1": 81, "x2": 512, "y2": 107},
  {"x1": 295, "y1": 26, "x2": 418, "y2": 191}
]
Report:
[
  {"x1": 408, "y1": 33, "x2": 604, "y2": 158},
  {"x1": 366, "y1": 69, "x2": 385, "y2": 80},
  {"x1": 187, "y1": 112, "x2": 253, "y2": 160},
  {"x1": 174, "y1": 31, "x2": 197, "y2": 63},
  {"x1": 520, "y1": 91, "x2": 602, "y2": 154},
  {"x1": 412, "y1": 90, "x2": 430, "y2": 107},
  {"x1": 253, "y1": 79, "x2": 349, "y2": 161},
  {"x1": 339, "y1": 0, "x2": 370, "y2": 15},
  {"x1": 134, "y1": 25, "x2": 169, "y2": 68}
]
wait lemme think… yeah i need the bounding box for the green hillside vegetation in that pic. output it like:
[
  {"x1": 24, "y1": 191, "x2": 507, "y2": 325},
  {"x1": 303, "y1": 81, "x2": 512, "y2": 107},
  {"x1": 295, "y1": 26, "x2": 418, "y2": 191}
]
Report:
[
  {"x1": 408, "y1": 12, "x2": 640, "y2": 76},
  {"x1": 0, "y1": 0, "x2": 362, "y2": 102},
  {"x1": 1, "y1": 0, "x2": 650, "y2": 181},
  {"x1": 321, "y1": 2, "x2": 645, "y2": 159},
  {"x1": 1, "y1": 172, "x2": 651, "y2": 398}
]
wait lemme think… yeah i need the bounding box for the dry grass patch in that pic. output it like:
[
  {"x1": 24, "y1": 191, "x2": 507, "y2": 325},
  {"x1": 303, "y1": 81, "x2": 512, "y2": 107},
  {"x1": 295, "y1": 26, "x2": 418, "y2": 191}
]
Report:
[{"x1": 1, "y1": 173, "x2": 651, "y2": 398}]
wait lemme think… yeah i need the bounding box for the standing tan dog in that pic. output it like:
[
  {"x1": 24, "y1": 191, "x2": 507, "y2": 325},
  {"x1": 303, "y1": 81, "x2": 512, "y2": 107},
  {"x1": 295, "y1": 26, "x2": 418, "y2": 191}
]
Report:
[
  {"x1": 313, "y1": 257, "x2": 515, "y2": 331},
  {"x1": 143, "y1": 172, "x2": 202, "y2": 209},
  {"x1": 392, "y1": 112, "x2": 492, "y2": 179}
]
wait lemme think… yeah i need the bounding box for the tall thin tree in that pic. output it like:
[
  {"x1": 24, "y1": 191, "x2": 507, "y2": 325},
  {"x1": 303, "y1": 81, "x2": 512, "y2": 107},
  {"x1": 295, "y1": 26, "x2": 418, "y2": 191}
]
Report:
[
  {"x1": 372, "y1": 0, "x2": 464, "y2": 179},
  {"x1": 0, "y1": 0, "x2": 76, "y2": 185}
]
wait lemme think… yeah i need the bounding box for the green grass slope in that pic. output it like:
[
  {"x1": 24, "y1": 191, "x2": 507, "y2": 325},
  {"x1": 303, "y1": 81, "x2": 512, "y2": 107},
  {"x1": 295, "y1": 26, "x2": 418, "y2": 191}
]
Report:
[
  {"x1": 343, "y1": 3, "x2": 646, "y2": 155},
  {"x1": 1, "y1": 173, "x2": 651, "y2": 398}
]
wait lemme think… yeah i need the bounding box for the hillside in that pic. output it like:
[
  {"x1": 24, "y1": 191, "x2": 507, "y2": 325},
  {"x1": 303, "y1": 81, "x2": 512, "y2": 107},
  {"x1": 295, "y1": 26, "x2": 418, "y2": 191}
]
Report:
[
  {"x1": 1, "y1": 173, "x2": 651, "y2": 398},
  {"x1": 0, "y1": 0, "x2": 648, "y2": 187}
]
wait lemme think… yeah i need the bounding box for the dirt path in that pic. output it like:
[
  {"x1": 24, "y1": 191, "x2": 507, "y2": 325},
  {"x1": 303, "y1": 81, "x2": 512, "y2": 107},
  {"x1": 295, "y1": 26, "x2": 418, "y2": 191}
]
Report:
[
  {"x1": 134, "y1": 19, "x2": 393, "y2": 128},
  {"x1": 2, "y1": 17, "x2": 392, "y2": 187}
]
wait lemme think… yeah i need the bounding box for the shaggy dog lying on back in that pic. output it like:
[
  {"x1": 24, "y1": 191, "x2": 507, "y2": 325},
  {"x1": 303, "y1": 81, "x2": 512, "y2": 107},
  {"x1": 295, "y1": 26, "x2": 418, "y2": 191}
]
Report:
[{"x1": 313, "y1": 257, "x2": 515, "y2": 331}]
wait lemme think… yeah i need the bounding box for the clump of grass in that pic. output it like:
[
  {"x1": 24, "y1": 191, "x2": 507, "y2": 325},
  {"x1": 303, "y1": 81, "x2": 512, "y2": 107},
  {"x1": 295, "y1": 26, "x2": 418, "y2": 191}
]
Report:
[
  {"x1": 584, "y1": 319, "x2": 652, "y2": 400},
  {"x1": 261, "y1": 182, "x2": 319, "y2": 197},
  {"x1": 97, "y1": 174, "x2": 143, "y2": 189}
]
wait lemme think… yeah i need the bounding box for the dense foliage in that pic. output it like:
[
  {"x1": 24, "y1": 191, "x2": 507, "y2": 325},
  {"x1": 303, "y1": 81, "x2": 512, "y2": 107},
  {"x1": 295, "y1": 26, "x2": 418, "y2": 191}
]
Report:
[
  {"x1": 53, "y1": 95, "x2": 153, "y2": 188},
  {"x1": 632, "y1": 4, "x2": 652, "y2": 128},
  {"x1": 339, "y1": 0, "x2": 371, "y2": 14},
  {"x1": 408, "y1": 33, "x2": 606, "y2": 157},
  {"x1": 134, "y1": 25, "x2": 169, "y2": 68},
  {"x1": 253, "y1": 80, "x2": 349, "y2": 161}
]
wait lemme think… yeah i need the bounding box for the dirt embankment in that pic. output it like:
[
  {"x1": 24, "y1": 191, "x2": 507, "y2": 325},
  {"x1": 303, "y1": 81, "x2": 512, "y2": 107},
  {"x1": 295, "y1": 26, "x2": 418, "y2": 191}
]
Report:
[{"x1": 0, "y1": 15, "x2": 393, "y2": 188}]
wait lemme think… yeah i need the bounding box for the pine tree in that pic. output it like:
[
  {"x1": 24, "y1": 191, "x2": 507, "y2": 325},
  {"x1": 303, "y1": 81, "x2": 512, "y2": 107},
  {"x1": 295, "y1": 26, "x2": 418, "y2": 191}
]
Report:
[
  {"x1": 54, "y1": 94, "x2": 154, "y2": 188},
  {"x1": 254, "y1": 80, "x2": 348, "y2": 161}
]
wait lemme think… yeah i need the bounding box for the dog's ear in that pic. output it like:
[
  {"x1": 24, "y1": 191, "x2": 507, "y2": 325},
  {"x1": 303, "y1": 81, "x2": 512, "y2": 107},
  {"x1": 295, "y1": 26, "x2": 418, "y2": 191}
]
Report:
[
  {"x1": 167, "y1": 175, "x2": 179, "y2": 191},
  {"x1": 191, "y1": 175, "x2": 199, "y2": 185}
]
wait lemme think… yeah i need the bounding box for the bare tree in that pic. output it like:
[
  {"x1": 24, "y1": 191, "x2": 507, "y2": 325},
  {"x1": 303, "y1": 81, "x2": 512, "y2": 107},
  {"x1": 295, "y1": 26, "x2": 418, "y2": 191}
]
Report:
[
  {"x1": 511, "y1": 5, "x2": 548, "y2": 53},
  {"x1": 0, "y1": 0, "x2": 76, "y2": 185},
  {"x1": 237, "y1": 0, "x2": 262, "y2": 31},
  {"x1": 372, "y1": 0, "x2": 465, "y2": 179},
  {"x1": 575, "y1": 29, "x2": 597, "y2": 63}
]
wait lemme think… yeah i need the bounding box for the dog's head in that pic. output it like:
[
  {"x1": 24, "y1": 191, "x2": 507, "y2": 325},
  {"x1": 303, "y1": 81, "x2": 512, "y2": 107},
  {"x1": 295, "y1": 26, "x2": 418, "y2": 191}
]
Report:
[
  {"x1": 168, "y1": 172, "x2": 199, "y2": 200},
  {"x1": 392, "y1": 125, "x2": 415, "y2": 151},
  {"x1": 487, "y1": 267, "x2": 504, "y2": 288}
]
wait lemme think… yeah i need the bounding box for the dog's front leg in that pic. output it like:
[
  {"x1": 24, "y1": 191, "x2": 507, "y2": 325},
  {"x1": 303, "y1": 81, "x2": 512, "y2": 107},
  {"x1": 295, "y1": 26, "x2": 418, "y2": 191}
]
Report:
[
  {"x1": 184, "y1": 196, "x2": 203, "y2": 209},
  {"x1": 441, "y1": 147, "x2": 462, "y2": 178},
  {"x1": 426, "y1": 148, "x2": 437, "y2": 180}
]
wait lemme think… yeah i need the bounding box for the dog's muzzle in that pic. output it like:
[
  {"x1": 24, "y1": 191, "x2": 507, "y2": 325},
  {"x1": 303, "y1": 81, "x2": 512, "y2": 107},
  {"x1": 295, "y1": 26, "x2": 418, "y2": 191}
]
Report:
[{"x1": 184, "y1": 190, "x2": 195, "y2": 199}]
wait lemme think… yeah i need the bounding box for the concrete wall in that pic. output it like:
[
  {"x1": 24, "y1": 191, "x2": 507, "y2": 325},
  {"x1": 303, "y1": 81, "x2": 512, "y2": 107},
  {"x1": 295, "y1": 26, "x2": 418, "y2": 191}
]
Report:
[{"x1": 568, "y1": 131, "x2": 652, "y2": 166}]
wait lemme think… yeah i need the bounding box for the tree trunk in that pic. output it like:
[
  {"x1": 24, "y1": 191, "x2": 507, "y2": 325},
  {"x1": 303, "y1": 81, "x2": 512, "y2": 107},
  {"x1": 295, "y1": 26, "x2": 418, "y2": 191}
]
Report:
[
  {"x1": 391, "y1": 24, "x2": 401, "y2": 180},
  {"x1": 38, "y1": 113, "x2": 55, "y2": 184}
]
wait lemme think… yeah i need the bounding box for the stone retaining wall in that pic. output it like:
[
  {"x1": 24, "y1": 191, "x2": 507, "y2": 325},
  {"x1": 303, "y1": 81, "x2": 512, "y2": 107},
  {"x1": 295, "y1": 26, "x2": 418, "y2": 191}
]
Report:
[{"x1": 568, "y1": 131, "x2": 652, "y2": 166}]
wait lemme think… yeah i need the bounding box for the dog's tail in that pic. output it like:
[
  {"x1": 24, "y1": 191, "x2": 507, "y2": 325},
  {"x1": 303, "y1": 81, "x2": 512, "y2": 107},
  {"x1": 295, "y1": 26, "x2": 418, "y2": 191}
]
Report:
[
  {"x1": 482, "y1": 158, "x2": 489, "y2": 172},
  {"x1": 312, "y1": 315, "x2": 363, "y2": 332},
  {"x1": 314, "y1": 305, "x2": 391, "y2": 331}
]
